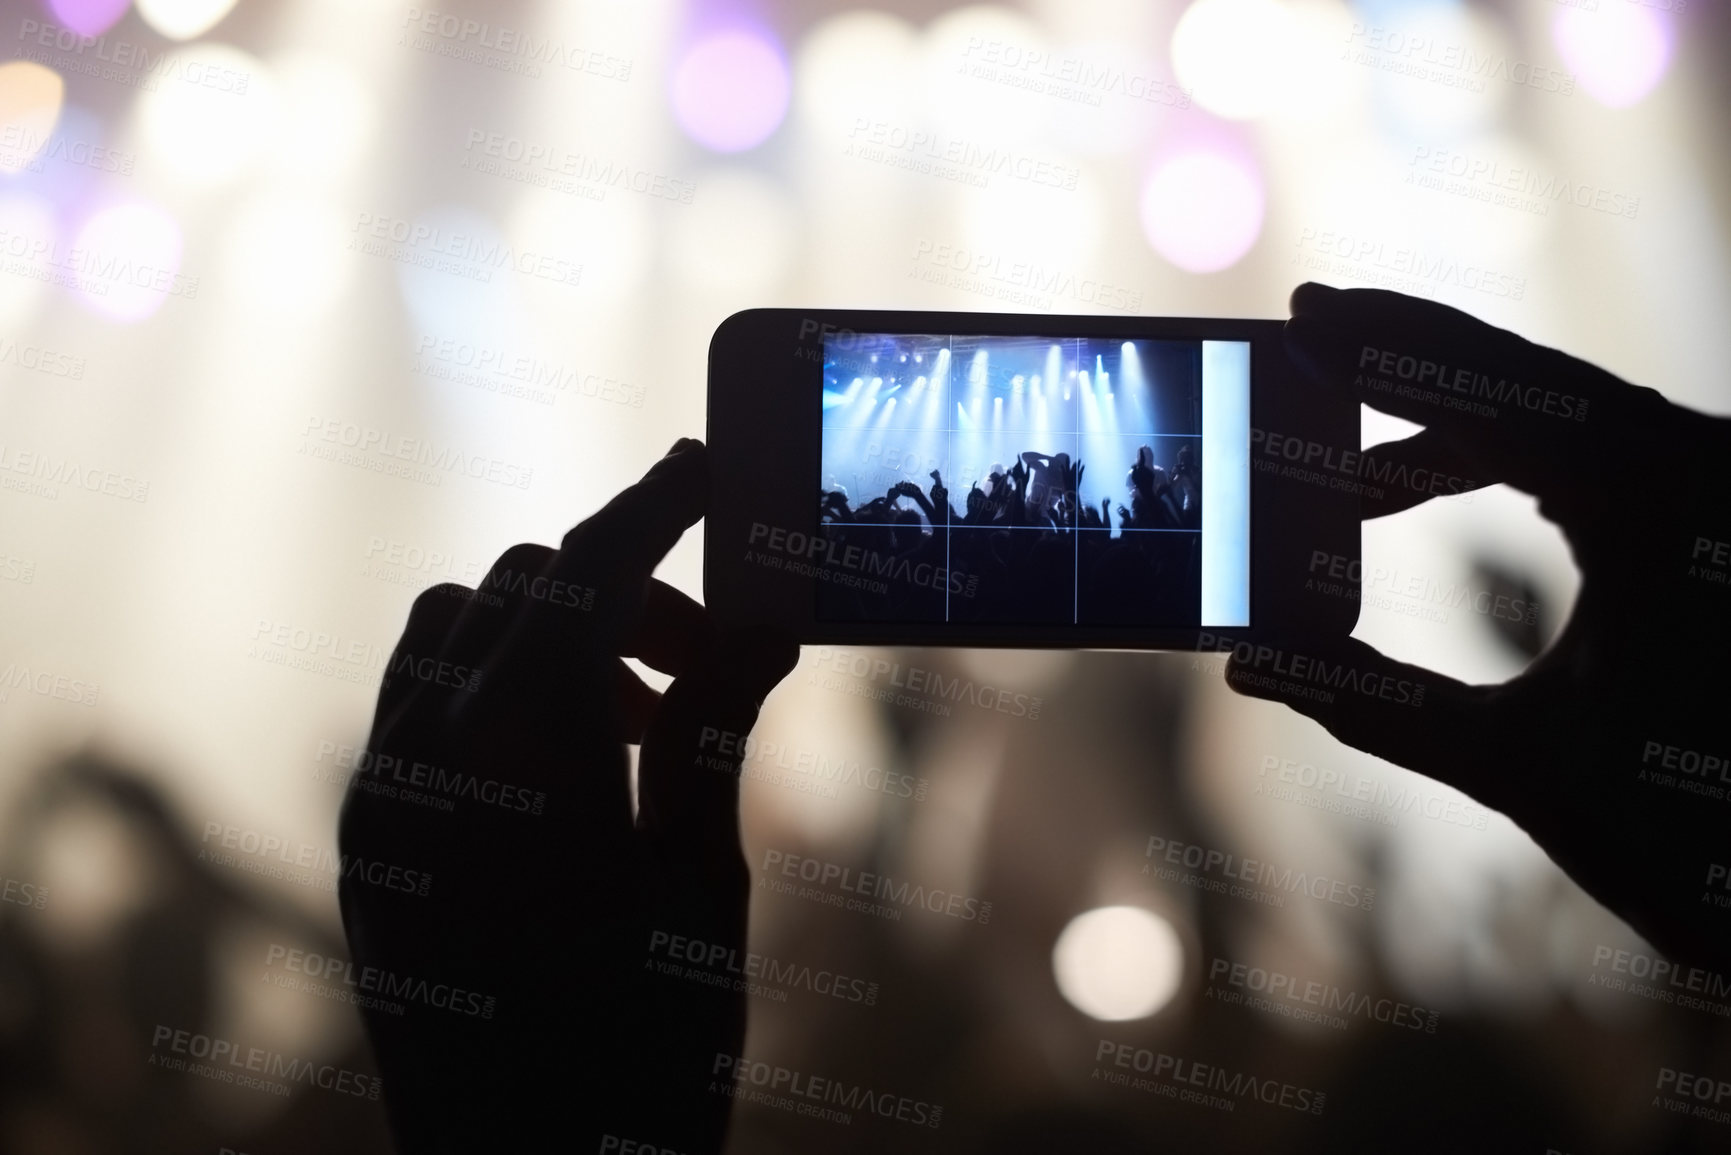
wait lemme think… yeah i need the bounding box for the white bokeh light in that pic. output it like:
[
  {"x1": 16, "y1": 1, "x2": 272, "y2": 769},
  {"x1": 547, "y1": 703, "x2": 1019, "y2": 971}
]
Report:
[
  {"x1": 264, "y1": 52, "x2": 380, "y2": 185},
  {"x1": 0, "y1": 193, "x2": 56, "y2": 326},
  {"x1": 796, "y1": 11, "x2": 921, "y2": 140},
  {"x1": 137, "y1": 0, "x2": 240, "y2": 41},
  {"x1": 73, "y1": 201, "x2": 185, "y2": 323},
  {"x1": 1053, "y1": 905, "x2": 1185, "y2": 1021},
  {"x1": 920, "y1": 5, "x2": 1055, "y2": 141},
  {"x1": 136, "y1": 44, "x2": 275, "y2": 186},
  {"x1": 1140, "y1": 151, "x2": 1264, "y2": 273},
  {"x1": 1171, "y1": 0, "x2": 1298, "y2": 120}
]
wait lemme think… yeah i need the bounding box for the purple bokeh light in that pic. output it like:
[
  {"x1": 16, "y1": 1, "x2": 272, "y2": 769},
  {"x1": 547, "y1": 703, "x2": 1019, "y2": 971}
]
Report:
[
  {"x1": 47, "y1": 0, "x2": 132, "y2": 38},
  {"x1": 671, "y1": 30, "x2": 790, "y2": 153},
  {"x1": 1552, "y1": 4, "x2": 1674, "y2": 109}
]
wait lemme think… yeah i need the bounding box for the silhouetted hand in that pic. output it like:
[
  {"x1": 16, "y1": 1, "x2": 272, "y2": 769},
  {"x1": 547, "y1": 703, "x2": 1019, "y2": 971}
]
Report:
[
  {"x1": 1227, "y1": 283, "x2": 1731, "y2": 968},
  {"x1": 338, "y1": 439, "x2": 797, "y2": 1154}
]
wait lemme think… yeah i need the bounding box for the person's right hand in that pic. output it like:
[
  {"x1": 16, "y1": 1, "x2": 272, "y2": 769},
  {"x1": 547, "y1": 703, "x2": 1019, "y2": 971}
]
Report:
[{"x1": 1227, "y1": 283, "x2": 1731, "y2": 969}]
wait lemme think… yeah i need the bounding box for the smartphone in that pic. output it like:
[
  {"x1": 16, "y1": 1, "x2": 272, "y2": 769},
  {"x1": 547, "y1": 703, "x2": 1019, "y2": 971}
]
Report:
[{"x1": 705, "y1": 308, "x2": 1359, "y2": 650}]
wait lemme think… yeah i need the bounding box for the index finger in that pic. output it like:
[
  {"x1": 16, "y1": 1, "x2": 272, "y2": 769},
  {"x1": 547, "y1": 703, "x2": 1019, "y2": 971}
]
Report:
[
  {"x1": 539, "y1": 438, "x2": 710, "y2": 647},
  {"x1": 1283, "y1": 283, "x2": 1672, "y2": 509}
]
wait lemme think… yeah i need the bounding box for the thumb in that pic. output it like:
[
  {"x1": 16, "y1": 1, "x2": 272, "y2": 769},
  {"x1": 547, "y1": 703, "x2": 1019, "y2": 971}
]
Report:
[{"x1": 636, "y1": 629, "x2": 800, "y2": 866}]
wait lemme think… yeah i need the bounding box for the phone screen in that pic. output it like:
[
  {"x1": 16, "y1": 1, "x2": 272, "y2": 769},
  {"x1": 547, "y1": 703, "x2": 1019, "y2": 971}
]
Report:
[{"x1": 816, "y1": 333, "x2": 1250, "y2": 628}]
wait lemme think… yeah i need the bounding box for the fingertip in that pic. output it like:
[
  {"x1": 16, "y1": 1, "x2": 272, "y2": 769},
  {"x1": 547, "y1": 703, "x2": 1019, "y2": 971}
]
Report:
[{"x1": 1289, "y1": 281, "x2": 1340, "y2": 316}]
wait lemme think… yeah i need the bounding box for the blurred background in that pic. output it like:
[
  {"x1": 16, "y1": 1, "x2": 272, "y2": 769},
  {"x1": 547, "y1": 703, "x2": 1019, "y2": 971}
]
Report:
[{"x1": 0, "y1": 0, "x2": 1725, "y2": 1150}]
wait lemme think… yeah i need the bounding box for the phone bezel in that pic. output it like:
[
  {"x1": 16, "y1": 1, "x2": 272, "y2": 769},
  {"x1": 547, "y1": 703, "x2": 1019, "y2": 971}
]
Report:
[{"x1": 706, "y1": 308, "x2": 1359, "y2": 650}]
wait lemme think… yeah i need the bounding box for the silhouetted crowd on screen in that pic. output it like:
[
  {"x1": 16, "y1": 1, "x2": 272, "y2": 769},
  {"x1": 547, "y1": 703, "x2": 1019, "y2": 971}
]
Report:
[{"x1": 817, "y1": 442, "x2": 1202, "y2": 623}]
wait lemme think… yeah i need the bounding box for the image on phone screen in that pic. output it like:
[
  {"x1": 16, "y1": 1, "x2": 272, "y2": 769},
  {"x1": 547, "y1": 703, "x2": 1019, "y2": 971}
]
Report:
[{"x1": 817, "y1": 333, "x2": 1250, "y2": 629}]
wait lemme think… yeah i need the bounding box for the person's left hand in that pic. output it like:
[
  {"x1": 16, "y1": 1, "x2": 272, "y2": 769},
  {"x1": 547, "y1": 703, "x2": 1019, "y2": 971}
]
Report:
[{"x1": 338, "y1": 439, "x2": 797, "y2": 1155}]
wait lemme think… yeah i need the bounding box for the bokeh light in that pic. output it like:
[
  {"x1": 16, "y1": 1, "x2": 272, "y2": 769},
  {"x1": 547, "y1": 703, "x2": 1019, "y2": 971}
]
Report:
[
  {"x1": 795, "y1": 11, "x2": 920, "y2": 140},
  {"x1": 1170, "y1": 0, "x2": 1297, "y2": 120},
  {"x1": 1139, "y1": 150, "x2": 1264, "y2": 273},
  {"x1": 1552, "y1": 4, "x2": 1673, "y2": 109},
  {"x1": 0, "y1": 192, "x2": 57, "y2": 326},
  {"x1": 0, "y1": 61, "x2": 66, "y2": 177},
  {"x1": 48, "y1": 0, "x2": 131, "y2": 38},
  {"x1": 1053, "y1": 905, "x2": 1185, "y2": 1021},
  {"x1": 71, "y1": 201, "x2": 184, "y2": 323},
  {"x1": 672, "y1": 30, "x2": 791, "y2": 152},
  {"x1": 137, "y1": 0, "x2": 240, "y2": 40},
  {"x1": 135, "y1": 44, "x2": 275, "y2": 186}
]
